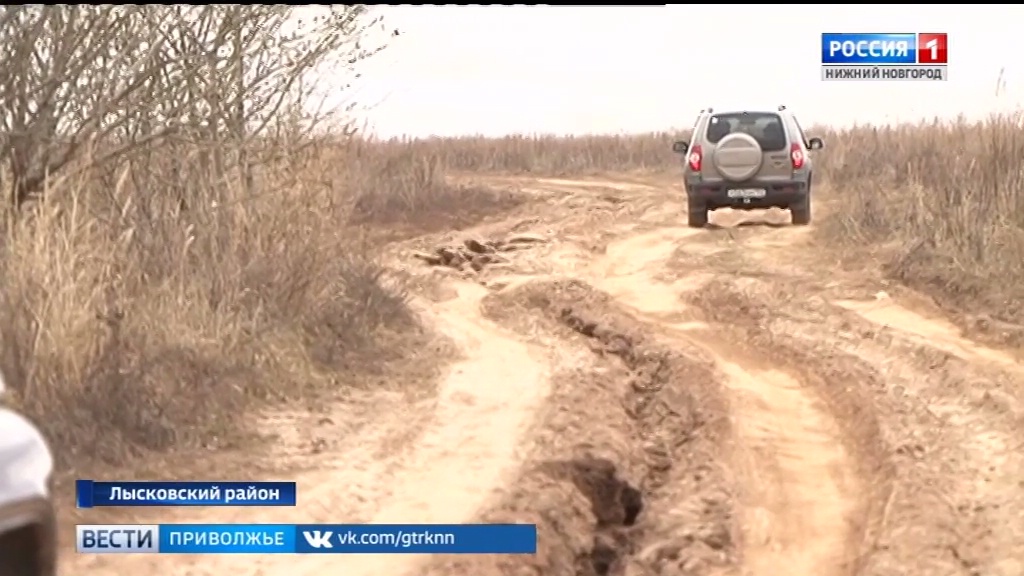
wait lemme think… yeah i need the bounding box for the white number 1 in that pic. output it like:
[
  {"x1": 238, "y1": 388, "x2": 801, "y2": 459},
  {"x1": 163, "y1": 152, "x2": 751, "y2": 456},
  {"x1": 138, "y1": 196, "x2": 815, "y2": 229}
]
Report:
[{"x1": 925, "y1": 38, "x2": 939, "y2": 60}]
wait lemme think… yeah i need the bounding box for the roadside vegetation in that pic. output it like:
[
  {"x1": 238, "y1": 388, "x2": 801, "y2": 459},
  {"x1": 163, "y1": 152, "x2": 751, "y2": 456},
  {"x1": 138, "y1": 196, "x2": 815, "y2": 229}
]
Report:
[
  {"x1": 372, "y1": 119, "x2": 1024, "y2": 343},
  {"x1": 0, "y1": 5, "x2": 516, "y2": 471},
  {"x1": 814, "y1": 117, "x2": 1024, "y2": 339},
  {"x1": 2, "y1": 4, "x2": 1017, "y2": 473}
]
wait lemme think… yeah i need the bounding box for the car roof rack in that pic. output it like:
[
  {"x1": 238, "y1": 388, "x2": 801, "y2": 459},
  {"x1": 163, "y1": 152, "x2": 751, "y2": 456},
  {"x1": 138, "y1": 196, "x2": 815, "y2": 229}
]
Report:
[{"x1": 700, "y1": 107, "x2": 714, "y2": 114}]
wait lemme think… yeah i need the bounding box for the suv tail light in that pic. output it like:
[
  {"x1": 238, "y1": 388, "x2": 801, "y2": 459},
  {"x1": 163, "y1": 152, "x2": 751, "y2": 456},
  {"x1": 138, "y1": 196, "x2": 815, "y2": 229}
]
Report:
[
  {"x1": 688, "y1": 144, "x2": 702, "y2": 171},
  {"x1": 790, "y1": 143, "x2": 805, "y2": 170}
]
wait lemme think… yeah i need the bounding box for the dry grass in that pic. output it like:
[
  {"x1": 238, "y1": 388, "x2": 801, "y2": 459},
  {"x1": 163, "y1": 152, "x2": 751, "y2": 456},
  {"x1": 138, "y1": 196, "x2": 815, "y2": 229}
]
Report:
[
  {"x1": 0, "y1": 138, "x2": 522, "y2": 472},
  {"x1": 813, "y1": 117, "x2": 1024, "y2": 332},
  {"x1": 370, "y1": 119, "x2": 1024, "y2": 332},
  {"x1": 9, "y1": 114, "x2": 1021, "y2": 475},
  {"x1": 360, "y1": 133, "x2": 679, "y2": 176}
]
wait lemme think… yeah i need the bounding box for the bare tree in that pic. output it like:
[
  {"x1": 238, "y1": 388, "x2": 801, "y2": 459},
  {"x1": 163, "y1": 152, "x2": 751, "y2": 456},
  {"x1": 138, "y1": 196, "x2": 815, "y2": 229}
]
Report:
[
  {"x1": 159, "y1": 6, "x2": 389, "y2": 189},
  {"x1": 0, "y1": 6, "x2": 179, "y2": 207},
  {"x1": 0, "y1": 4, "x2": 391, "y2": 209}
]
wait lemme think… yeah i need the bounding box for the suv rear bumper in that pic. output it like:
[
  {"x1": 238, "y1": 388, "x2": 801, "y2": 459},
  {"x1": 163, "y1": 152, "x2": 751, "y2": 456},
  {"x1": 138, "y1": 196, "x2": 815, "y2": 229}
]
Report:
[{"x1": 685, "y1": 180, "x2": 808, "y2": 210}]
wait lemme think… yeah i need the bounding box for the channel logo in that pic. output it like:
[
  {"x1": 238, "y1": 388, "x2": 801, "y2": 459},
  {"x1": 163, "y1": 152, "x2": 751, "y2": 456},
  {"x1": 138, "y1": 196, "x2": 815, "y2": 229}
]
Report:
[
  {"x1": 76, "y1": 525, "x2": 158, "y2": 553},
  {"x1": 821, "y1": 33, "x2": 947, "y2": 65}
]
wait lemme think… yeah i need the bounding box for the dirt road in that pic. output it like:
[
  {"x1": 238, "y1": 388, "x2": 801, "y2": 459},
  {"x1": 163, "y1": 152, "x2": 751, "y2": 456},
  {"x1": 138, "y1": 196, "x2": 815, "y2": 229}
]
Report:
[
  {"x1": 66, "y1": 174, "x2": 1024, "y2": 576},
  {"x1": 591, "y1": 219, "x2": 859, "y2": 574},
  {"x1": 68, "y1": 281, "x2": 552, "y2": 576}
]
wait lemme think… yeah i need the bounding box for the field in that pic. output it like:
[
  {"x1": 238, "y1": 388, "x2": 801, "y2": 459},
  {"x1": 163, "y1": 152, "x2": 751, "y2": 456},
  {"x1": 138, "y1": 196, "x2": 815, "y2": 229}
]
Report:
[{"x1": 9, "y1": 115, "x2": 1024, "y2": 576}]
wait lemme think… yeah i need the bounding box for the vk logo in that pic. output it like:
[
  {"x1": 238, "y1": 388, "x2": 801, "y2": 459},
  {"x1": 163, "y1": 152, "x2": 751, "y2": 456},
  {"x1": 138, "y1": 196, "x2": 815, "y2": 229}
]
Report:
[{"x1": 302, "y1": 530, "x2": 334, "y2": 549}]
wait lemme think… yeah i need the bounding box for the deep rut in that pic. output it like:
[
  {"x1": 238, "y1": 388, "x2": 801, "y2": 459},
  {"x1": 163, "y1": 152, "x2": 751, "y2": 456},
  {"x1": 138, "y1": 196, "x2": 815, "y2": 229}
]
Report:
[
  {"x1": 63, "y1": 174, "x2": 1024, "y2": 576},
  {"x1": 405, "y1": 178, "x2": 1024, "y2": 575},
  {"x1": 588, "y1": 221, "x2": 860, "y2": 575}
]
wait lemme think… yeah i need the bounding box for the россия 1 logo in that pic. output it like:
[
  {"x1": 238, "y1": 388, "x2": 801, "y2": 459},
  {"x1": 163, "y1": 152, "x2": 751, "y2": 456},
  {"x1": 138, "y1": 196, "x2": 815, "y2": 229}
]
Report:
[{"x1": 820, "y1": 32, "x2": 948, "y2": 81}]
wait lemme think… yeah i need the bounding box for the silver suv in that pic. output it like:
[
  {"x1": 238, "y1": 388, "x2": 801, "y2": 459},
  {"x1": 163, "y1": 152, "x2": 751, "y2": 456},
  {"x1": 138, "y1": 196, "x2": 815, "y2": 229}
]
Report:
[
  {"x1": 671, "y1": 105, "x2": 823, "y2": 227},
  {"x1": 0, "y1": 374, "x2": 56, "y2": 576}
]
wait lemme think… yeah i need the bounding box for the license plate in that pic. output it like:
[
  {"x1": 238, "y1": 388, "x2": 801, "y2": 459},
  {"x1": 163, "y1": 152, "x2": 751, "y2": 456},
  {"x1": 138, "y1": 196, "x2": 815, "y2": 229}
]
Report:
[{"x1": 727, "y1": 188, "x2": 767, "y2": 198}]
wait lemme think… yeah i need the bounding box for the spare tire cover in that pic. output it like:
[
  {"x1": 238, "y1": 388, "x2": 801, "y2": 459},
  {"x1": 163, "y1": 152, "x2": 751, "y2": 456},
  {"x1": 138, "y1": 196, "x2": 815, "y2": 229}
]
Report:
[{"x1": 712, "y1": 132, "x2": 763, "y2": 182}]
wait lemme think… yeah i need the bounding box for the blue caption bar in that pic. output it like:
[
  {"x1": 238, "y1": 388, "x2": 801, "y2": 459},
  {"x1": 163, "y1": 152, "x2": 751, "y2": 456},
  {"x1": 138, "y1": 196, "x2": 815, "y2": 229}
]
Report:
[
  {"x1": 291, "y1": 524, "x2": 536, "y2": 554},
  {"x1": 75, "y1": 480, "x2": 297, "y2": 508},
  {"x1": 821, "y1": 33, "x2": 917, "y2": 65},
  {"x1": 76, "y1": 524, "x2": 538, "y2": 554}
]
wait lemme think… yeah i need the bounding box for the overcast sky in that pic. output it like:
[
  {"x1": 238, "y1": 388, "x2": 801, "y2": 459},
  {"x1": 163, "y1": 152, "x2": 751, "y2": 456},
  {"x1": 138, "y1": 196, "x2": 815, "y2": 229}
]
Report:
[{"x1": 334, "y1": 5, "x2": 1023, "y2": 137}]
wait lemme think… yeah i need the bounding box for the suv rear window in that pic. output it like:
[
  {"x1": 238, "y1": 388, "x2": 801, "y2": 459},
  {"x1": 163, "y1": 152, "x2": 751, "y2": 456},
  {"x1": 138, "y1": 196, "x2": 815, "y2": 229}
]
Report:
[{"x1": 705, "y1": 112, "x2": 787, "y2": 152}]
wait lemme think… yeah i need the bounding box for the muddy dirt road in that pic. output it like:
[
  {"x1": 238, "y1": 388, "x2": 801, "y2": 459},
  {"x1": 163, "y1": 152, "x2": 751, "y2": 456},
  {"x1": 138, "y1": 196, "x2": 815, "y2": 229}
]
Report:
[{"x1": 66, "y1": 175, "x2": 1024, "y2": 576}]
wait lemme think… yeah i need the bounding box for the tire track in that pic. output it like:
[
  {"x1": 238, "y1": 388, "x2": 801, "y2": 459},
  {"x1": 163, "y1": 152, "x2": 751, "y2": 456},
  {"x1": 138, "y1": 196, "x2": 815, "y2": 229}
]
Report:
[
  {"x1": 585, "y1": 223, "x2": 862, "y2": 575},
  {"x1": 67, "y1": 283, "x2": 551, "y2": 576},
  {"x1": 834, "y1": 297, "x2": 1023, "y2": 373},
  {"x1": 395, "y1": 174, "x2": 1024, "y2": 575},
  {"x1": 659, "y1": 195, "x2": 1024, "y2": 574},
  {"x1": 707, "y1": 349, "x2": 858, "y2": 575},
  {"x1": 68, "y1": 173, "x2": 1024, "y2": 576},
  {"x1": 829, "y1": 294, "x2": 1024, "y2": 575}
]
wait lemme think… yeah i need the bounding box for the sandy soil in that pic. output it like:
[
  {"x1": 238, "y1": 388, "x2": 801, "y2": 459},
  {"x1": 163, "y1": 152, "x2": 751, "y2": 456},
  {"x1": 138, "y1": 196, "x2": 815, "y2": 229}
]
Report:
[
  {"x1": 65, "y1": 282, "x2": 551, "y2": 576},
  {"x1": 66, "y1": 174, "x2": 1024, "y2": 576}
]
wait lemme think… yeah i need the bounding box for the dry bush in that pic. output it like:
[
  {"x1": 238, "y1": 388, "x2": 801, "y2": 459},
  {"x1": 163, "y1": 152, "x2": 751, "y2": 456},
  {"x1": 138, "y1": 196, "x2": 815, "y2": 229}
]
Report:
[
  {"x1": 4, "y1": 4, "x2": 1015, "y2": 477},
  {"x1": 814, "y1": 117, "x2": 1024, "y2": 327},
  {"x1": 389, "y1": 122, "x2": 1023, "y2": 332},
  {"x1": 0, "y1": 142, "x2": 444, "y2": 469},
  {"x1": 342, "y1": 138, "x2": 523, "y2": 236},
  {"x1": 360, "y1": 132, "x2": 680, "y2": 176},
  {"x1": 0, "y1": 6, "x2": 524, "y2": 473},
  {"x1": 0, "y1": 134, "x2": 526, "y2": 472}
]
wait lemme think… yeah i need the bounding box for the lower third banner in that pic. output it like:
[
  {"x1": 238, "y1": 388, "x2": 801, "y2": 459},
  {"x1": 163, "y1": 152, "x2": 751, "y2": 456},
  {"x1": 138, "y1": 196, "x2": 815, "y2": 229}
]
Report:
[
  {"x1": 75, "y1": 480, "x2": 297, "y2": 507},
  {"x1": 76, "y1": 524, "x2": 537, "y2": 554}
]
